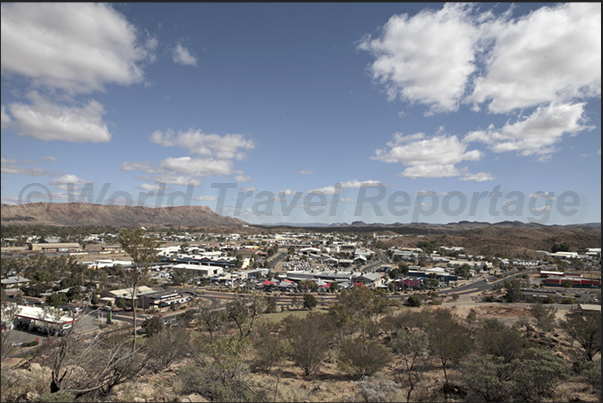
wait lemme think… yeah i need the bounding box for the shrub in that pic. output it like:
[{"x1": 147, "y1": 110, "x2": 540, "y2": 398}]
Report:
[
  {"x1": 338, "y1": 337, "x2": 392, "y2": 378},
  {"x1": 407, "y1": 295, "x2": 422, "y2": 307},
  {"x1": 356, "y1": 376, "x2": 401, "y2": 402},
  {"x1": 34, "y1": 391, "x2": 75, "y2": 402}
]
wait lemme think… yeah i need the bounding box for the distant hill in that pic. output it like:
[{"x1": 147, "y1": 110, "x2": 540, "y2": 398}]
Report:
[{"x1": 0, "y1": 203, "x2": 247, "y2": 228}]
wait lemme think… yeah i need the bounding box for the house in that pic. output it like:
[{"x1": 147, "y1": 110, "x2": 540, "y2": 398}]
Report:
[
  {"x1": 1, "y1": 276, "x2": 31, "y2": 288},
  {"x1": 354, "y1": 273, "x2": 385, "y2": 288}
]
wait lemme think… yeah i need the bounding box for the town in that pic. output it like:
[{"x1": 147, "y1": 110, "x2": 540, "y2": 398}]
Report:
[{"x1": 1, "y1": 223, "x2": 601, "y2": 402}]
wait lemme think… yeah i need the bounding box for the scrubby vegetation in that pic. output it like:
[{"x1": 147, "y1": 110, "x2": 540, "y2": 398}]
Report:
[{"x1": 1, "y1": 286, "x2": 601, "y2": 402}]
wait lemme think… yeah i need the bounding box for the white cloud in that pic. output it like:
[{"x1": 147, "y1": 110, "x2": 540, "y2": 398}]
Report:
[
  {"x1": 360, "y1": 3, "x2": 600, "y2": 116},
  {"x1": 309, "y1": 180, "x2": 383, "y2": 195},
  {"x1": 243, "y1": 187, "x2": 256, "y2": 192},
  {"x1": 234, "y1": 175, "x2": 251, "y2": 183},
  {"x1": 151, "y1": 173, "x2": 202, "y2": 187},
  {"x1": 459, "y1": 172, "x2": 494, "y2": 182},
  {"x1": 1, "y1": 156, "x2": 17, "y2": 165},
  {"x1": 172, "y1": 43, "x2": 198, "y2": 66},
  {"x1": 1, "y1": 3, "x2": 156, "y2": 94},
  {"x1": 159, "y1": 156, "x2": 234, "y2": 177},
  {"x1": 0, "y1": 162, "x2": 54, "y2": 176},
  {"x1": 467, "y1": 3, "x2": 601, "y2": 113},
  {"x1": 373, "y1": 133, "x2": 482, "y2": 178},
  {"x1": 1, "y1": 105, "x2": 11, "y2": 128},
  {"x1": 1, "y1": 156, "x2": 56, "y2": 176},
  {"x1": 464, "y1": 102, "x2": 590, "y2": 160},
  {"x1": 300, "y1": 170, "x2": 314, "y2": 175},
  {"x1": 358, "y1": 3, "x2": 480, "y2": 113},
  {"x1": 40, "y1": 156, "x2": 56, "y2": 162},
  {"x1": 8, "y1": 92, "x2": 111, "y2": 143},
  {"x1": 397, "y1": 164, "x2": 462, "y2": 179},
  {"x1": 49, "y1": 174, "x2": 91, "y2": 190},
  {"x1": 195, "y1": 196, "x2": 217, "y2": 201},
  {"x1": 150, "y1": 129, "x2": 255, "y2": 160},
  {"x1": 139, "y1": 183, "x2": 171, "y2": 192},
  {"x1": 120, "y1": 161, "x2": 160, "y2": 173}
]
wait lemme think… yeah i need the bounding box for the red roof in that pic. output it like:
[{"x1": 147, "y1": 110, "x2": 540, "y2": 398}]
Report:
[{"x1": 262, "y1": 280, "x2": 276, "y2": 286}]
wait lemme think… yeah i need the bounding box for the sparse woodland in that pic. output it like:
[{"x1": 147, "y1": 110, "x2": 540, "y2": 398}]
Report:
[{"x1": 1, "y1": 287, "x2": 600, "y2": 403}]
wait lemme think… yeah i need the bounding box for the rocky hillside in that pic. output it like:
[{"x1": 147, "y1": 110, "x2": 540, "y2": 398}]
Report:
[{"x1": 0, "y1": 203, "x2": 246, "y2": 228}]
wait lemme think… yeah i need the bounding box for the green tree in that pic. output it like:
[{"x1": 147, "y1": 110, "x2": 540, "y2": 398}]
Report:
[
  {"x1": 476, "y1": 318, "x2": 529, "y2": 364},
  {"x1": 46, "y1": 293, "x2": 67, "y2": 308},
  {"x1": 406, "y1": 295, "x2": 422, "y2": 307},
  {"x1": 283, "y1": 313, "x2": 333, "y2": 376},
  {"x1": 560, "y1": 279, "x2": 573, "y2": 292},
  {"x1": 503, "y1": 279, "x2": 523, "y2": 302},
  {"x1": 512, "y1": 348, "x2": 570, "y2": 402},
  {"x1": 116, "y1": 228, "x2": 159, "y2": 352},
  {"x1": 459, "y1": 354, "x2": 516, "y2": 402},
  {"x1": 338, "y1": 336, "x2": 392, "y2": 379},
  {"x1": 426, "y1": 309, "x2": 474, "y2": 384},
  {"x1": 390, "y1": 328, "x2": 429, "y2": 403},
  {"x1": 250, "y1": 321, "x2": 288, "y2": 374},
  {"x1": 455, "y1": 263, "x2": 471, "y2": 279},
  {"x1": 560, "y1": 312, "x2": 601, "y2": 361},
  {"x1": 303, "y1": 293, "x2": 317, "y2": 310},
  {"x1": 529, "y1": 303, "x2": 557, "y2": 332},
  {"x1": 226, "y1": 292, "x2": 265, "y2": 339}
]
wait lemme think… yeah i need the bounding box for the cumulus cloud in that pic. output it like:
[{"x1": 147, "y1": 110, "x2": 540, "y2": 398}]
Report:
[
  {"x1": 159, "y1": 157, "x2": 234, "y2": 177},
  {"x1": 8, "y1": 92, "x2": 111, "y2": 143},
  {"x1": 300, "y1": 170, "x2": 314, "y2": 175},
  {"x1": 139, "y1": 183, "x2": 171, "y2": 192},
  {"x1": 467, "y1": 3, "x2": 601, "y2": 113},
  {"x1": 360, "y1": 3, "x2": 600, "y2": 115},
  {"x1": 120, "y1": 161, "x2": 160, "y2": 173},
  {"x1": 0, "y1": 157, "x2": 55, "y2": 176},
  {"x1": 397, "y1": 164, "x2": 462, "y2": 179},
  {"x1": 358, "y1": 3, "x2": 480, "y2": 114},
  {"x1": 234, "y1": 175, "x2": 251, "y2": 183},
  {"x1": 172, "y1": 43, "x2": 198, "y2": 66},
  {"x1": 49, "y1": 174, "x2": 91, "y2": 190},
  {"x1": 464, "y1": 102, "x2": 590, "y2": 160},
  {"x1": 373, "y1": 133, "x2": 484, "y2": 179},
  {"x1": 151, "y1": 173, "x2": 202, "y2": 186},
  {"x1": 1, "y1": 105, "x2": 11, "y2": 128},
  {"x1": 194, "y1": 195, "x2": 217, "y2": 201},
  {"x1": 459, "y1": 172, "x2": 494, "y2": 182},
  {"x1": 150, "y1": 129, "x2": 255, "y2": 160},
  {"x1": 310, "y1": 180, "x2": 383, "y2": 195},
  {"x1": 1, "y1": 3, "x2": 156, "y2": 94}
]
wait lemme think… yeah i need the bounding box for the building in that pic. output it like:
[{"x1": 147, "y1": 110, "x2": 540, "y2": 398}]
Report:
[
  {"x1": 1, "y1": 275, "x2": 31, "y2": 288},
  {"x1": 12, "y1": 305, "x2": 78, "y2": 336},
  {"x1": 100, "y1": 285, "x2": 156, "y2": 306},
  {"x1": 139, "y1": 291, "x2": 195, "y2": 311},
  {"x1": 28, "y1": 242, "x2": 82, "y2": 252},
  {"x1": 172, "y1": 263, "x2": 224, "y2": 279}
]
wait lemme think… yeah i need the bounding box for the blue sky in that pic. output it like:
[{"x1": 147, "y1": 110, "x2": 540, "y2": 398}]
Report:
[{"x1": 1, "y1": 3, "x2": 601, "y2": 225}]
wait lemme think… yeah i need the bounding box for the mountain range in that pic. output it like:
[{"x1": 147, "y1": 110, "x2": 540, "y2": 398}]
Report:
[{"x1": 0, "y1": 203, "x2": 246, "y2": 228}]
